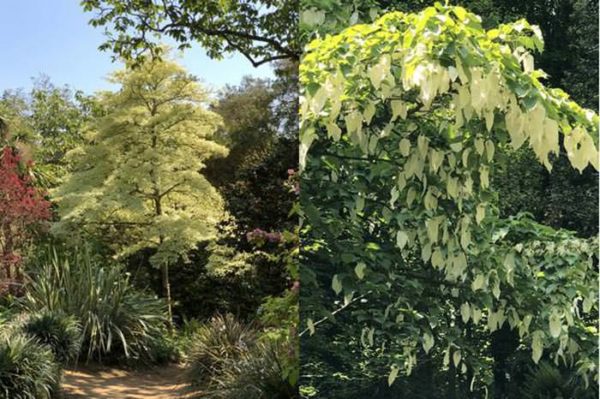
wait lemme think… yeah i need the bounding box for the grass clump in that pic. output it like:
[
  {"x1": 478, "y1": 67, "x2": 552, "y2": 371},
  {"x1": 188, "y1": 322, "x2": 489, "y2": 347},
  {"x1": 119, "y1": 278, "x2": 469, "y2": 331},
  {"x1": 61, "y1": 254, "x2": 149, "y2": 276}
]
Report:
[
  {"x1": 22, "y1": 245, "x2": 168, "y2": 364},
  {"x1": 0, "y1": 332, "x2": 59, "y2": 399}
]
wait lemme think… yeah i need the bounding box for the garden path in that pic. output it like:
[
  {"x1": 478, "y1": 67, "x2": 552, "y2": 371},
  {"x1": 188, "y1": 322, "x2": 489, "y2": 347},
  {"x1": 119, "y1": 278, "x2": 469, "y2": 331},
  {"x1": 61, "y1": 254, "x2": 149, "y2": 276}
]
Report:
[{"x1": 61, "y1": 363, "x2": 197, "y2": 399}]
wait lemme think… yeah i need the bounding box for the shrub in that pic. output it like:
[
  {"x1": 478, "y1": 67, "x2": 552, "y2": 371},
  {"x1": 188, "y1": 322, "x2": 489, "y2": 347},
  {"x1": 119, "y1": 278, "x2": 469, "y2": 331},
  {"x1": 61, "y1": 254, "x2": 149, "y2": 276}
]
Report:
[
  {"x1": 146, "y1": 333, "x2": 181, "y2": 365},
  {"x1": 519, "y1": 361, "x2": 597, "y2": 399},
  {"x1": 22, "y1": 311, "x2": 81, "y2": 364},
  {"x1": 22, "y1": 245, "x2": 168, "y2": 363},
  {"x1": 186, "y1": 315, "x2": 297, "y2": 398},
  {"x1": 177, "y1": 317, "x2": 207, "y2": 359},
  {"x1": 205, "y1": 341, "x2": 298, "y2": 399},
  {"x1": 187, "y1": 314, "x2": 257, "y2": 389},
  {"x1": 0, "y1": 332, "x2": 59, "y2": 399}
]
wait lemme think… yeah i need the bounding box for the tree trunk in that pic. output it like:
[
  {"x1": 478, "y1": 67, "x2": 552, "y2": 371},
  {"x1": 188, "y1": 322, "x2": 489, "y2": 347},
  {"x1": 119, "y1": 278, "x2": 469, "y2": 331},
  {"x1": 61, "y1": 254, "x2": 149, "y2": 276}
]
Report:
[
  {"x1": 150, "y1": 127, "x2": 173, "y2": 330},
  {"x1": 153, "y1": 190, "x2": 173, "y2": 330},
  {"x1": 161, "y1": 262, "x2": 173, "y2": 331}
]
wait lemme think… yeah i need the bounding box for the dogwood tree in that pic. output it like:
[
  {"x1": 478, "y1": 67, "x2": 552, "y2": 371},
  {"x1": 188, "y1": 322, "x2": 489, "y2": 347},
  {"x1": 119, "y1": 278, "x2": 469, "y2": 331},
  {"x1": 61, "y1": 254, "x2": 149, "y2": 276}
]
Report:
[{"x1": 53, "y1": 56, "x2": 228, "y2": 325}]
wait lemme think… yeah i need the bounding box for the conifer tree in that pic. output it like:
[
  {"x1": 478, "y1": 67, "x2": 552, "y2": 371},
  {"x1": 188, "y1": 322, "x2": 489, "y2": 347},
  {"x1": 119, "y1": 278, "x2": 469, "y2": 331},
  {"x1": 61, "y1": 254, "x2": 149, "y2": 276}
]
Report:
[{"x1": 53, "y1": 56, "x2": 228, "y2": 326}]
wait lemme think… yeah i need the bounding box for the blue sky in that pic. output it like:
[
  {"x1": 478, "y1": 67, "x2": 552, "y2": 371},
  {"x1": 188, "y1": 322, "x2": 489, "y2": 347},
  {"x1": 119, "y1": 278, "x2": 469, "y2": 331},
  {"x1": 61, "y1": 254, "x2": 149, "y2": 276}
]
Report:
[{"x1": 0, "y1": 0, "x2": 273, "y2": 95}]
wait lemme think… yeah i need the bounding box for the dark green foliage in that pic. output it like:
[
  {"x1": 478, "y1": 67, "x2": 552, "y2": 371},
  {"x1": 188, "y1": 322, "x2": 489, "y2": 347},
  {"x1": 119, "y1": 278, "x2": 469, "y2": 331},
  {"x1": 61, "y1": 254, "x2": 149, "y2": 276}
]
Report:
[
  {"x1": 214, "y1": 137, "x2": 297, "y2": 234},
  {"x1": 494, "y1": 149, "x2": 598, "y2": 238},
  {"x1": 186, "y1": 314, "x2": 297, "y2": 399},
  {"x1": 0, "y1": 333, "x2": 59, "y2": 399},
  {"x1": 22, "y1": 310, "x2": 81, "y2": 364},
  {"x1": 146, "y1": 333, "x2": 181, "y2": 365},
  {"x1": 206, "y1": 73, "x2": 298, "y2": 234},
  {"x1": 22, "y1": 246, "x2": 168, "y2": 364},
  {"x1": 518, "y1": 362, "x2": 597, "y2": 399},
  {"x1": 126, "y1": 247, "x2": 267, "y2": 322},
  {"x1": 205, "y1": 341, "x2": 298, "y2": 399}
]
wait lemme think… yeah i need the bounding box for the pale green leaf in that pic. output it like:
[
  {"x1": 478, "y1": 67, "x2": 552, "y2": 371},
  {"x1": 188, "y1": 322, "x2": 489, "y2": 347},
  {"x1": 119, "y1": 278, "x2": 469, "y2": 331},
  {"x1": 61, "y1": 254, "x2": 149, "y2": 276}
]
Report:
[
  {"x1": 396, "y1": 231, "x2": 409, "y2": 250},
  {"x1": 332, "y1": 274, "x2": 342, "y2": 295},
  {"x1": 355, "y1": 262, "x2": 367, "y2": 280},
  {"x1": 423, "y1": 332, "x2": 434, "y2": 354},
  {"x1": 388, "y1": 365, "x2": 400, "y2": 386}
]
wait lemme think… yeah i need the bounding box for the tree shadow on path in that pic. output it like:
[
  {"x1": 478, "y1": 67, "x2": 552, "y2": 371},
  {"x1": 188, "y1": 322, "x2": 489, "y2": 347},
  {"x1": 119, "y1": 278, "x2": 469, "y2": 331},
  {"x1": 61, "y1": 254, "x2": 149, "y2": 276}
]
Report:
[{"x1": 61, "y1": 363, "x2": 200, "y2": 399}]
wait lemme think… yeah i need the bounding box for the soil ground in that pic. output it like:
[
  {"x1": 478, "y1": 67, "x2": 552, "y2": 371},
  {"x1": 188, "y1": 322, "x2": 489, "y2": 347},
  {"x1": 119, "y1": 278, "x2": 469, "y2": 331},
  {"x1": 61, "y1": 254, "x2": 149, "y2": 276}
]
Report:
[{"x1": 61, "y1": 363, "x2": 198, "y2": 399}]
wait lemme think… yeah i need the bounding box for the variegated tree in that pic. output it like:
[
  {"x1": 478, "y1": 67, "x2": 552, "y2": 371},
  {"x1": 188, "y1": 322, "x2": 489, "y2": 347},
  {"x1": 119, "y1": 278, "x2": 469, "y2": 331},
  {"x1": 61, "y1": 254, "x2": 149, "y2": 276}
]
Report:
[{"x1": 53, "y1": 56, "x2": 228, "y2": 326}]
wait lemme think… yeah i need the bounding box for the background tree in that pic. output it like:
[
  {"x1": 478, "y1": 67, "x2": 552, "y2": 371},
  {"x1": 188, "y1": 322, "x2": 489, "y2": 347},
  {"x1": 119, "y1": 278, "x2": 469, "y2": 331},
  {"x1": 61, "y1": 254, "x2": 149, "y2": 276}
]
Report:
[
  {"x1": 0, "y1": 90, "x2": 32, "y2": 143},
  {"x1": 206, "y1": 71, "x2": 297, "y2": 235},
  {"x1": 0, "y1": 79, "x2": 96, "y2": 188},
  {"x1": 52, "y1": 56, "x2": 228, "y2": 326},
  {"x1": 203, "y1": 63, "x2": 298, "y2": 309},
  {"x1": 28, "y1": 78, "x2": 95, "y2": 187},
  {"x1": 80, "y1": 0, "x2": 300, "y2": 66}
]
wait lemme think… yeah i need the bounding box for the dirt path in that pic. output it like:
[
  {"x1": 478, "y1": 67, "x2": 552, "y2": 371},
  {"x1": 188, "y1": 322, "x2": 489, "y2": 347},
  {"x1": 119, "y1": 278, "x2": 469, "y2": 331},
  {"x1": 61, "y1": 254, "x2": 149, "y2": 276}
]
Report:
[{"x1": 61, "y1": 363, "x2": 197, "y2": 399}]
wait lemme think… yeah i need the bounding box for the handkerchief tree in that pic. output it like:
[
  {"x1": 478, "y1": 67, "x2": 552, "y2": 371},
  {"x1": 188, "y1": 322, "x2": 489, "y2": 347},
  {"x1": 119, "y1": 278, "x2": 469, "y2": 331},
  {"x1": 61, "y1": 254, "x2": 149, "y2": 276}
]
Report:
[
  {"x1": 300, "y1": 4, "x2": 598, "y2": 395},
  {"x1": 53, "y1": 56, "x2": 228, "y2": 327}
]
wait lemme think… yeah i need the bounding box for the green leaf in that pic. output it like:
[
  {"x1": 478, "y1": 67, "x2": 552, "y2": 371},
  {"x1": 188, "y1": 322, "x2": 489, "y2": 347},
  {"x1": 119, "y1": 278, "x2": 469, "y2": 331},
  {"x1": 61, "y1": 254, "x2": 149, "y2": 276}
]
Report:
[
  {"x1": 388, "y1": 365, "x2": 400, "y2": 386},
  {"x1": 355, "y1": 262, "x2": 367, "y2": 280},
  {"x1": 453, "y1": 350, "x2": 462, "y2": 367},
  {"x1": 396, "y1": 231, "x2": 409, "y2": 250},
  {"x1": 356, "y1": 195, "x2": 365, "y2": 212},
  {"x1": 453, "y1": 6, "x2": 468, "y2": 21},
  {"x1": 332, "y1": 274, "x2": 343, "y2": 295},
  {"x1": 307, "y1": 318, "x2": 315, "y2": 336},
  {"x1": 399, "y1": 138, "x2": 411, "y2": 157},
  {"x1": 367, "y1": 328, "x2": 374, "y2": 346},
  {"x1": 549, "y1": 311, "x2": 561, "y2": 338},
  {"x1": 460, "y1": 302, "x2": 470, "y2": 323},
  {"x1": 431, "y1": 248, "x2": 444, "y2": 268},
  {"x1": 422, "y1": 332, "x2": 435, "y2": 353},
  {"x1": 391, "y1": 100, "x2": 407, "y2": 120},
  {"x1": 472, "y1": 274, "x2": 485, "y2": 291},
  {"x1": 531, "y1": 331, "x2": 544, "y2": 363}
]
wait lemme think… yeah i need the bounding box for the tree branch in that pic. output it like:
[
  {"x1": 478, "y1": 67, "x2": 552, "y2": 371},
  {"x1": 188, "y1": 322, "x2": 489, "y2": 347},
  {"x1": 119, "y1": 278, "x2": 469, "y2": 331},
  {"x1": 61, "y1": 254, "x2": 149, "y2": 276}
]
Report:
[
  {"x1": 320, "y1": 152, "x2": 400, "y2": 164},
  {"x1": 299, "y1": 291, "x2": 371, "y2": 337},
  {"x1": 158, "y1": 181, "x2": 186, "y2": 199}
]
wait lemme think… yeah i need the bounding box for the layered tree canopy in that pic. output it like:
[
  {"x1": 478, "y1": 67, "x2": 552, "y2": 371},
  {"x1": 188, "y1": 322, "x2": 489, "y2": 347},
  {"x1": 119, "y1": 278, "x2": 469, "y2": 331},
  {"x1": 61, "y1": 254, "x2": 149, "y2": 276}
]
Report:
[
  {"x1": 300, "y1": 4, "x2": 598, "y2": 395},
  {"x1": 53, "y1": 57, "x2": 228, "y2": 267}
]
